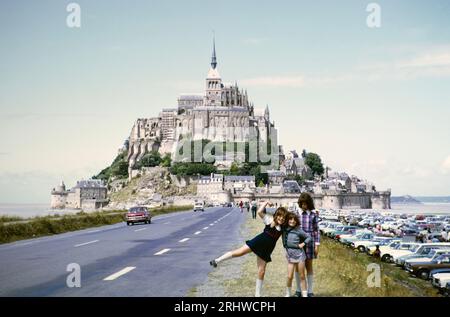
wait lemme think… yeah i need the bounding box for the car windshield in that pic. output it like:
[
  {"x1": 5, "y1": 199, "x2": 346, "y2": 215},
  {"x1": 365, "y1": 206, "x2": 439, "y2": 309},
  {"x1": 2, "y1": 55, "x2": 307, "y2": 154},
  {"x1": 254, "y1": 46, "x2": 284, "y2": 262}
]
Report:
[
  {"x1": 336, "y1": 226, "x2": 344, "y2": 231},
  {"x1": 411, "y1": 245, "x2": 420, "y2": 252},
  {"x1": 434, "y1": 255, "x2": 450, "y2": 262},
  {"x1": 129, "y1": 207, "x2": 146, "y2": 213}
]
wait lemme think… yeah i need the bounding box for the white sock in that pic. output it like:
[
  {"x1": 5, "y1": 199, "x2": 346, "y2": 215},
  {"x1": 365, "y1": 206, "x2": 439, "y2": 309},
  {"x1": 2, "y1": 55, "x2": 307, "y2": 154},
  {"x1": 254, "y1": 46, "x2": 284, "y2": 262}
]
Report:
[
  {"x1": 285, "y1": 287, "x2": 291, "y2": 297},
  {"x1": 307, "y1": 274, "x2": 314, "y2": 294},
  {"x1": 255, "y1": 279, "x2": 263, "y2": 297},
  {"x1": 302, "y1": 291, "x2": 308, "y2": 297},
  {"x1": 294, "y1": 271, "x2": 302, "y2": 292},
  {"x1": 215, "y1": 251, "x2": 233, "y2": 264}
]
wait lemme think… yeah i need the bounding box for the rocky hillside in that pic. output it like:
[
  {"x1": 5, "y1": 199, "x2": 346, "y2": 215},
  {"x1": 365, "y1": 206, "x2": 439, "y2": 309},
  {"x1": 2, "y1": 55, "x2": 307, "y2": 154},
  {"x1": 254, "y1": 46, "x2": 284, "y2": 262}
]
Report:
[{"x1": 107, "y1": 166, "x2": 197, "y2": 209}]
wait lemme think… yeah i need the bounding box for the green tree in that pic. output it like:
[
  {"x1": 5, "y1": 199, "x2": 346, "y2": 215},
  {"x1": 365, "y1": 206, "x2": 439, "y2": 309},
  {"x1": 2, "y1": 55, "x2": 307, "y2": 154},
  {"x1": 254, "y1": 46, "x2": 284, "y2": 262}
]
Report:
[
  {"x1": 93, "y1": 151, "x2": 128, "y2": 181},
  {"x1": 169, "y1": 162, "x2": 217, "y2": 176},
  {"x1": 135, "y1": 151, "x2": 161, "y2": 169},
  {"x1": 161, "y1": 153, "x2": 172, "y2": 167},
  {"x1": 230, "y1": 162, "x2": 240, "y2": 175},
  {"x1": 305, "y1": 152, "x2": 324, "y2": 176},
  {"x1": 110, "y1": 160, "x2": 129, "y2": 178}
]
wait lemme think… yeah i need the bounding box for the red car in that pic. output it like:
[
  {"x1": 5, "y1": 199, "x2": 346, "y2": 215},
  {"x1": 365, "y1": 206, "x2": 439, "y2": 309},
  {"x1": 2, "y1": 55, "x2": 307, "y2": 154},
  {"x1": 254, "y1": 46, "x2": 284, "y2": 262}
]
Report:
[{"x1": 126, "y1": 206, "x2": 152, "y2": 225}]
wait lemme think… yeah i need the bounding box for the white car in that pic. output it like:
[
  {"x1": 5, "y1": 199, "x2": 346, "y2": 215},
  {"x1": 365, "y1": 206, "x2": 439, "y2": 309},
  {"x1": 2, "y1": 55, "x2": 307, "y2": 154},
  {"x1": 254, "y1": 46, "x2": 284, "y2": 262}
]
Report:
[
  {"x1": 432, "y1": 273, "x2": 450, "y2": 290},
  {"x1": 321, "y1": 222, "x2": 342, "y2": 235},
  {"x1": 380, "y1": 242, "x2": 419, "y2": 262},
  {"x1": 404, "y1": 249, "x2": 450, "y2": 266},
  {"x1": 352, "y1": 237, "x2": 393, "y2": 253},
  {"x1": 381, "y1": 221, "x2": 396, "y2": 230},
  {"x1": 193, "y1": 201, "x2": 204, "y2": 212}
]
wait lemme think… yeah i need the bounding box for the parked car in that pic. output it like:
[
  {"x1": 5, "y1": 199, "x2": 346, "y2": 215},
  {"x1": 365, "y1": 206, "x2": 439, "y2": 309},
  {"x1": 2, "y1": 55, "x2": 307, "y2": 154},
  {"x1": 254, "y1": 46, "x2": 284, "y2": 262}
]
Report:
[
  {"x1": 331, "y1": 226, "x2": 358, "y2": 240},
  {"x1": 193, "y1": 200, "x2": 205, "y2": 212},
  {"x1": 126, "y1": 206, "x2": 152, "y2": 226},
  {"x1": 338, "y1": 229, "x2": 370, "y2": 244},
  {"x1": 352, "y1": 236, "x2": 392, "y2": 253},
  {"x1": 405, "y1": 253, "x2": 450, "y2": 279},
  {"x1": 380, "y1": 242, "x2": 419, "y2": 263},
  {"x1": 404, "y1": 250, "x2": 450, "y2": 271},
  {"x1": 396, "y1": 244, "x2": 450, "y2": 266},
  {"x1": 431, "y1": 272, "x2": 450, "y2": 294},
  {"x1": 366, "y1": 238, "x2": 399, "y2": 255},
  {"x1": 321, "y1": 223, "x2": 342, "y2": 235},
  {"x1": 341, "y1": 231, "x2": 373, "y2": 246}
]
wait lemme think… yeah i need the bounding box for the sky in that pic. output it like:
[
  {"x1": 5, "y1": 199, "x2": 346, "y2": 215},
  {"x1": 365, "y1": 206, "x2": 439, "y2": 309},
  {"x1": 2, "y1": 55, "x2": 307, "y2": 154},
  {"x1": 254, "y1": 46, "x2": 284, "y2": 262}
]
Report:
[{"x1": 1, "y1": 0, "x2": 450, "y2": 203}]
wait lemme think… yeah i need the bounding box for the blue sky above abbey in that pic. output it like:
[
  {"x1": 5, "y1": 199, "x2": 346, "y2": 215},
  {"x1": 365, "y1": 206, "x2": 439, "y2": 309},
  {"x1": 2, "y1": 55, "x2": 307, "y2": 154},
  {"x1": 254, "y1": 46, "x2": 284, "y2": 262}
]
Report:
[{"x1": 1, "y1": 1, "x2": 450, "y2": 202}]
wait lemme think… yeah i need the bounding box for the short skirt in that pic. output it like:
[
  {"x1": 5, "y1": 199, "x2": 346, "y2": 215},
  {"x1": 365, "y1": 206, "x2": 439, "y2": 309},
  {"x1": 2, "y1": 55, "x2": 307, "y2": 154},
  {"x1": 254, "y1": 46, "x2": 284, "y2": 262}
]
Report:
[
  {"x1": 285, "y1": 248, "x2": 306, "y2": 263},
  {"x1": 245, "y1": 232, "x2": 277, "y2": 263}
]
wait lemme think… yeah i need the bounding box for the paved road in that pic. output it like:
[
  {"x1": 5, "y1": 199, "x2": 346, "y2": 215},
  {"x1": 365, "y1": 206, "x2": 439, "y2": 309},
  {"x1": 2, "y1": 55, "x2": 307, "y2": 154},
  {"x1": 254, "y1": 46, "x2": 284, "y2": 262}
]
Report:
[{"x1": 0, "y1": 207, "x2": 247, "y2": 296}]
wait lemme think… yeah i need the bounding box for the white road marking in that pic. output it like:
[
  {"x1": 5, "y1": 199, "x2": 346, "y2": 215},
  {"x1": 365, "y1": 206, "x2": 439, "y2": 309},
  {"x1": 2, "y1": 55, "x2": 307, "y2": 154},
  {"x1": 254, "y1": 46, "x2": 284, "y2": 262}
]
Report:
[
  {"x1": 74, "y1": 240, "x2": 99, "y2": 248},
  {"x1": 154, "y1": 248, "x2": 171, "y2": 255},
  {"x1": 87, "y1": 229, "x2": 101, "y2": 233},
  {"x1": 210, "y1": 223, "x2": 214, "y2": 226},
  {"x1": 203, "y1": 227, "x2": 209, "y2": 230},
  {"x1": 134, "y1": 228, "x2": 147, "y2": 232},
  {"x1": 179, "y1": 238, "x2": 190, "y2": 243},
  {"x1": 16, "y1": 242, "x2": 34, "y2": 247},
  {"x1": 194, "y1": 231, "x2": 201, "y2": 235},
  {"x1": 103, "y1": 267, "x2": 136, "y2": 281},
  {"x1": 163, "y1": 222, "x2": 170, "y2": 225}
]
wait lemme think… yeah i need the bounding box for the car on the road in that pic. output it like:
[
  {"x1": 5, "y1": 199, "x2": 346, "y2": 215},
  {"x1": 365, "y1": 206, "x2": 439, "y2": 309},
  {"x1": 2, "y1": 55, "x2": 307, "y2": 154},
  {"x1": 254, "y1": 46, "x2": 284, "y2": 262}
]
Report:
[
  {"x1": 405, "y1": 253, "x2": 450, "y2": 279},
  {"x1": 126, "y1": 206, "x2": 152, "y2": 226},
  {"x1": 193, "y1": 200, "x2": 205, "y2": 212}
]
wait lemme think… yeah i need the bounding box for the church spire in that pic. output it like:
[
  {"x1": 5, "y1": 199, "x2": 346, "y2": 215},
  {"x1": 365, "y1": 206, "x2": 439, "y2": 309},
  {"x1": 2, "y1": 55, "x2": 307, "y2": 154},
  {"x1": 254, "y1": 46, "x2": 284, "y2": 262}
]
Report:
[{"x1": 211, "y1": 35, "x2": 217, "y2": 69}]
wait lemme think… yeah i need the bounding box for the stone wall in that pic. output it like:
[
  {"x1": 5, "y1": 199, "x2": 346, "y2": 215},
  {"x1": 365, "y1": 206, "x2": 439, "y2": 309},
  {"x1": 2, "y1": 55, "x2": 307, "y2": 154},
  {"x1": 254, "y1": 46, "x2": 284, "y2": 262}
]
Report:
[{"x1": 231, "y1": 191, "x2": 390, "y2": 210}]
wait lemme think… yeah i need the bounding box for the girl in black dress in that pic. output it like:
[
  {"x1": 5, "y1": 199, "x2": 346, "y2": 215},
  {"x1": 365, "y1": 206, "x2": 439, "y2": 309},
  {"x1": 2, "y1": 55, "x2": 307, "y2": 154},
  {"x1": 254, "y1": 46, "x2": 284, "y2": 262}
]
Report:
[{"x1": 209, "y1": 201, "x2": 287, "y2": 297}]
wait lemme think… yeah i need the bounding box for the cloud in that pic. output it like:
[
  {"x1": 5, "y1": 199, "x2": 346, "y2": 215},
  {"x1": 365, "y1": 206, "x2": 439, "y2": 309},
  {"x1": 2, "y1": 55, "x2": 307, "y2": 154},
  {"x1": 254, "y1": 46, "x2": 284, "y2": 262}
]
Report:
[
  {"x1": 397, "y1": 52, "x2": 450, "y2": 68},
  {"x1": 361, "y1": 46, "x2": 450, "y2": 80},
  {"x1": 441, "y1": 155, "x2": 450, "y2": 174}
]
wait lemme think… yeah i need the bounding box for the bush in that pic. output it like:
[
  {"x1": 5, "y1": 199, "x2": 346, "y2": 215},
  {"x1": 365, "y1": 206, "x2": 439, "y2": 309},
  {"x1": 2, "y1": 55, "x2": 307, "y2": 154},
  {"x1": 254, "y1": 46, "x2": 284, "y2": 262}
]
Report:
[
  {"x1": 134, "y1": 151, "x2": 161, "y2": 169},
  {"x1": 93, "y1": 151, "x2": 129, "y2": 181},
  {"x1": 169, "y1": 162, "x2": 217, "y2": 176},
  {"x1": 0, "y1": 213, "x2": 125, "y2": 244}
]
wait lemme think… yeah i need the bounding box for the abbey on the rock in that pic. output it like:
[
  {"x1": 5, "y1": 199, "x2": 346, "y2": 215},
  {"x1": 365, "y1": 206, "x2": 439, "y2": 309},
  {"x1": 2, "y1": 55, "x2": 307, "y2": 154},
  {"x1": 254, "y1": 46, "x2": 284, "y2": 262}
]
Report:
[{"x1": 126, "y1": 38, "x2": 277, "y2": 169}]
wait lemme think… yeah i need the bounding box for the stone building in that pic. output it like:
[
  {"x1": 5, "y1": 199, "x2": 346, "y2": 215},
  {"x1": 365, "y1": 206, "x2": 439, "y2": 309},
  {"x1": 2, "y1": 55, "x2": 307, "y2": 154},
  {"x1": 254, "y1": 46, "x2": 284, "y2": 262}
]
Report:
[
  {"x1": 196, "y1": 173, "x2": 231, "y2": 204},
  {"x1": 51, "y1": 180, "x2": 109, "y2": 210},
  {"x1": 224, "y1": 175, "x2": 256, "y2": 194}
]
